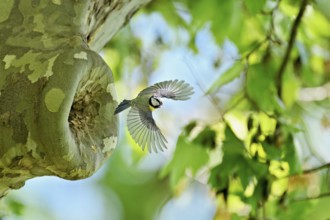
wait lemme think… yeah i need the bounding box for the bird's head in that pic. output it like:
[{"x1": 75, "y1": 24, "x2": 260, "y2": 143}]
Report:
[{"x1": 149, "y1": 96, "x2": 162, "y2": 110}]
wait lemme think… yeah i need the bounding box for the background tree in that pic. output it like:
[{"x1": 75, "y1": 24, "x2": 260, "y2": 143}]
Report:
[
  {"x1": 0, "y1": 0, "x2": 150, "y2": 197},
  {"x1": 2, "y1": 0, "x2": 330, "y2": 219}
]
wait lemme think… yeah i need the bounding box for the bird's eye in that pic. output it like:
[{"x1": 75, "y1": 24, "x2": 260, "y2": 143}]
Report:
[{"x1": 149, "y1": 97, "x2": 162, "y2": 108}]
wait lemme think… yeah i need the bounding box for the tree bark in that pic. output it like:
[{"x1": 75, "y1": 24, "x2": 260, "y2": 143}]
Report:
[{"x1": 0, "y1": 0, "x2": 151, "y2": 197}]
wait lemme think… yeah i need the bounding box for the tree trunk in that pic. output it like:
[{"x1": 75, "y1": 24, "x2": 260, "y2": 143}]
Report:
[{"x1": 0, "y1": 0, "x2": 151, "y2": 197}]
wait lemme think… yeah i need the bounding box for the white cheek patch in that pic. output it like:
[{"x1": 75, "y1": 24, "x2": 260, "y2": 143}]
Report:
[{"x1": 150, "y1": 97, "x2": 162, "y2": 108}]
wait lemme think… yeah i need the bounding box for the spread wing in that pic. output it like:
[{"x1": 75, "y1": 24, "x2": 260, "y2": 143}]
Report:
[
  {"x1": 138, "y1": 79, "x2": 194, "y2": 100},
  {"x1": 127, "y1": 107, "x2": 167, "y2": 153}
]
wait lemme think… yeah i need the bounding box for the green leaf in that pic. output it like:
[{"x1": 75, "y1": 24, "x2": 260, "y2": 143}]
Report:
[
  {"x1": 282, "y1": 64, "x2": 300, "y2": 108},
  {"x1": 224, "y1": 90, "x2": 249, "y2": 111},
  {"x1": 259, "y1": 112, "x2": 277, "y2": 135},
  {"x1": 246, "y1": 63, "x2": 281, "y2": 112},
  {"x1": 276, "y1": 198, "x2": 314, "y2": 220},
  {"x1": 283, "y1": 133, "x2": 301, "y2": 175},
  {"x1": 188, "y1": 0, "x2": 219, "y2": 25},
  {"x1": 7, "y1": 198, "x2": 25, "y2": 216},
  {"x1": 184, "y1": 120, "x2": 197, "y2": 135},
  {"x1": 209, "y1": 164, "x2": 230, "y2": 191},
  {"x1": 187, "y1": 0, "x2": 244, "y2": 44},
  {"x1": 224, "y1": 110, "x2": 249, "y2": 140},
  {"x1": 245, "y1": 0, "x2": 267, "y2": 15},
  {"x1": 209, "y1": 126, "x2": 246, "y2": 189},
  {"x1": 211, "y1": 1, "x2": 244, "y2": 44},
  {"x1": 315, "y1": 0, "x2": 330, "y2": 21},
  {"x1": 192, "y1": 126, "x2": 217, "y2": 149},
  {"x1": 245, "y1": 177, "x2": 270, "y2": 210},
  {"x1": 207, "y1": 62, "x2": 244, "y2": 94},
  {"x1": 222, "y1": 125, "x2": 246, "y2": 156},
  {"x1": 263, "y1": 142, "x2": 282, "y2": 160},
  {"x1": 144, "y1": 0, "x2": 187, "y2": 28},
  {"x1": 209, "y1": 126, "x2": 269, "y2": 192},
  {"x1": 247, "y1": 155, "x2": 268, "y2": 177},
  {"x1": 304, "y1": 8, "x2": 330, "y2": 38},
  {"x1": 160, "y1": 134, "x2": 209, "y2": 187},
  {"x1": 238, "y1": 160, "x2": 255, "y2": 189}
]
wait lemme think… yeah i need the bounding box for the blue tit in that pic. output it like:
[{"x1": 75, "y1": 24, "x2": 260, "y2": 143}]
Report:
[{"x1": 114, "y1": 79, "x2": 194, "y2": 153}]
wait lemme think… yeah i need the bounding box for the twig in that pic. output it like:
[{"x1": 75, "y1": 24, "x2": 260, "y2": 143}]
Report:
[
  {"x1": 183, "y1": 57, "x2": 224, "y2": 117},
  {"x1": 276, "y1": 0, "x2": 309, "y2": 98},
  {"x1": 293, "y1": 192, "x2": 330, "y2": 202},
  {"x1": 244, "y1": 38, "x2": 268, "y2": 60},
  {"x1": 266, "y1": 0, "x2": 282, "y2": 45},
  {"x1": 221, "y1": 94, "x2": 245, "y2": 116},
  {"x1": 281, "y1": 162, "x2": 330, "y2": 179},
  {"x1": 301, "y1": 163, "x2": 330, "y2": 175}
]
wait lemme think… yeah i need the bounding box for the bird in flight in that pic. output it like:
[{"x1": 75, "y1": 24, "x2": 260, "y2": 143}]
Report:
[{"x1": 114, "y1": 79, "x2": 194, "y2": 153}]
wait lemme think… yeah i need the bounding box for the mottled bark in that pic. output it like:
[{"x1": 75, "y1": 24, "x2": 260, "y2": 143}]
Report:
[{"x1": 0, "y1": 0, "x2": 151, "y2": 197}]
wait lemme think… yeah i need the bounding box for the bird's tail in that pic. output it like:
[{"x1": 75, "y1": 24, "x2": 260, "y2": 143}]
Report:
[{"x1": 114, "y1": 99, "x2": 131, "y2": 114}]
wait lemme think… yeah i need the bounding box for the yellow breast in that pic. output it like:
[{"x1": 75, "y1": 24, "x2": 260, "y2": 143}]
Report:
[{"x1": 149, "y1": 105, "x2": 156, "y2": 111}]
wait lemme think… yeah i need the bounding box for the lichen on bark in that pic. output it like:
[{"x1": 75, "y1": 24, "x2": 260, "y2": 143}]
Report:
[{"x1": 0, "y1": 0, "x2": 150, "y2": 197}]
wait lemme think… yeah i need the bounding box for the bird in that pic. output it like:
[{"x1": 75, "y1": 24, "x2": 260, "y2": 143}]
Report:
[{"x1": 114, "y1": 79, "x2": 194, "y2": 153}]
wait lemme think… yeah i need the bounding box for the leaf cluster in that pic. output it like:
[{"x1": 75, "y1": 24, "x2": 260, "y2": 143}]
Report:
[
  {"x1": 103, "y1": 0, "x2": 330, "y2": 218},
  {"x1": 146, "y1": 0, "x2": 330, "y2": 218}
]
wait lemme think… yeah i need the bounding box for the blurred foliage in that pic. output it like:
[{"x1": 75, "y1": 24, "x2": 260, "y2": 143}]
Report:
[
  {"x1": 0, "y1": 197, "x2": 25, "y2": 219},
  {"x1": 106, "y1": 0, "x2": 330, "y2": 219},
  {"x1": 3, "y1": 0, "x2": 330, "y2": 219},
  {"x1": 99, "y1": 149, "x2": 171, "y2": 220},
  {"x1": 160, "y1": 128, "x2": 210, "y2": 187}
]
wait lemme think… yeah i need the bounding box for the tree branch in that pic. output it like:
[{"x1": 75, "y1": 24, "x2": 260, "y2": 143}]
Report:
[
  {"x1": 301, "y1": 163, "x2": 330, "y2": 175},
  {"x1": 276, "y1": 0, "x2": 309, "y2": 98},
  {"x1": 281, "y1": 162, "x2": 330, "y2": 179},
  {"x1": 293, "y1": 192, "x2": 330, "y2": 202}
]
